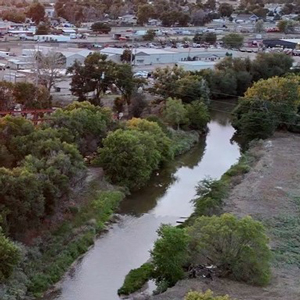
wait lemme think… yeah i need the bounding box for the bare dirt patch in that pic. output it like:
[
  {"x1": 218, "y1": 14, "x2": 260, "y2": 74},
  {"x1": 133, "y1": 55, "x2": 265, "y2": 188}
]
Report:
[{"x1": 147, "y1": 132, "x2": 300, "y2": 300}]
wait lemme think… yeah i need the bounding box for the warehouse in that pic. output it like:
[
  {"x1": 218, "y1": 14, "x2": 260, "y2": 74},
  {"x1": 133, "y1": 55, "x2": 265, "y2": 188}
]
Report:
[
  {"x1": 263, "y1": 39, "x2": 300, "y2": 49},
  {"x1": 177, "y1": 61, "x2": 216, "y2": 71},
  {"x1": 100, "y1": 47, "x2": 228, "y2": 66}
]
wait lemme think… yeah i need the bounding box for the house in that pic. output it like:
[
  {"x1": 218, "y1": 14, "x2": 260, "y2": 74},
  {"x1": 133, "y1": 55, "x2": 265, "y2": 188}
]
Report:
[
  {"x1": 45, "y1": 4, "x2": 56, "y2": 19},
  {"x1": 118, "y1": 14, "x2": 137, "y2": 25},
  {"x1": 235, "y1": 14, "x2": 259, "y2": 23}
]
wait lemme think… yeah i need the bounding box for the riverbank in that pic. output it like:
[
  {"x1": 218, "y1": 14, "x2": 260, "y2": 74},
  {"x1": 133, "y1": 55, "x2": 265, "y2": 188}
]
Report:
[
  {"x1": 145, "y1": 132, "x2": 300, "y2": 300},
  {"x1": 1, "y1": 128, "x2": 200, "y2": 300},
  {"x1": 1, "y1": 168, "x2": 125, "y2": 300}
]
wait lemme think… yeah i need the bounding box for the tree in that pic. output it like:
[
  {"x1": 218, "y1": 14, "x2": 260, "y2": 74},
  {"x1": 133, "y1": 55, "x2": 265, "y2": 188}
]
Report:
[
  {"x1": 218, "y1": 3, "x2": 233, "y2": 17},
  {"x1": 91, "y1": 22, "x2": 111, "y2": 34},
  {"x1": 193, "y1": 33, "x2": 203, "y2": 44},
  {"x1": 203, "y1": 32, "x2": 217, "y2": 44},
  {"x1": 0, "y1": 230, "x2": 20, "y2": 282},
  {"x1": 120, "y1": 49, "x2": 134, "y2": 63},
  {"x1": 222, "y1": 33, "x2": 244, "y2": 49},
  {"x1": 1, "y1": 10, "x2": 26, "y2": 23},
  {"x1": 188, "y1": 214, "x2": 271, "y2": 286},
  {"x1": 0, "y1": 81, "x2": 15, "y2": 111},
  {"x1": 128, "y1": 92, "x2": 147, "y2": 117},
  {"x1": 27, "y1": 1, "x2": 45, "y2": 24},
  {"x1": 251, "y1": 53, "x2": 293, "y2": 81},
  {"x1": 95, "y1": 129, "x2": 162, "y2": 190},
  {"x1": 151, "y1": 225, "x2": 189, "y2": 286},
  {"x1": 204, "y1": 0, "x2": 216, "y2": 10},
  {"x1": 186, "y1": 100, "x2": 210, "y2": 131},
  {"x1": 13, "y1": 83, "x2": 52, "y2": 109},
  {"x1": 164, "y1": 98, "x2": 188, "y2": 129},
  {"x1": 113, "y1": 64, "x2": 143, "y2": 105},
  {"x1": 149, "y1": 66, "x2": 188, "y2": 99},
  {"x1": 143, "y1": 29, "x2": 156, "y2": 41},
  {"x1": 185, "y1": 290, "x2": 231, "y2": 300},
  {"x1": 0, "y1": 167, "x2": 45, "y2": 235},
  {"x1": 255, "y1": 19, "x2": 264, "y2": 33},
  {"x1": 35, "y1": 24, "x2": 49, "y2": 35},
  {"x1": 67, "y1": 53, "x2": 115, "y2": 104},
  {"x1": 277, "y1": 20, "x2": 297, "y2": 34},
  {"x1": 49, "y1": 101, "x2": 112, "y2": 155},
  {"x1": 35, "y1": 51, "x2": 66, "y2": 91},
  {"x1": 0, "y1": 116, "x2": 34, "y2": 168},
  {"x1": 126, "y1": 118, "x2": 173, "y2": 161},
  {"x1": 137, "y1": 4, "x2": 155, "y2": 25}
]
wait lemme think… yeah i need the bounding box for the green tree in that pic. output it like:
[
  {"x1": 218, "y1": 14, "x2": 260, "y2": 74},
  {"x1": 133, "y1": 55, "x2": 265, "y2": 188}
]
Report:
[
  {"x1": 143, "y1": 29, "x2": 156, "y2": 41},
  {"x1": 251, "y1": 53, "x2": 293, "y2": 81},
  {"x1": 0, "y1": 167, "x2": 45, "y2": 235},
  {"x1": 49, "y1": 101, "x2": 112, "y2": 155},
  {"x1": 67, "y1": 53, "x2": 116, "y2": 104},
  {"x1": 36, "y1": 24, "x2": 49, "y2": 35},
  {"x1": 0, "y1": 116, "x2": 34, "y2": 168},
  {"x1": 95, "y1": 129, "x2": 161, "y2": 190},
  {"x1": 120, "y1": 49, "x2": 134, "y2": 63},
  {"x1": 185, "y1": 290, "x2": 231, "y2": 300},
  {"x1": 202, "y1": 32, "x2": 217, "y2": 44},
  {"x1": 0, "y1": 229, "x2": 20, "y2": 282},
  {"x1": 218, "y1": 3, "x2": 233, "y2": 17},
  {"x1": 164, "y1": 98, "x2": 188, "y2": 129},
  {"x1": 232, "y1": 76, "x2": 300, "y2": 140},
  {"x1": 126, "y1": 118, "x2": 173, "y2": 161},
  {"x1": 27, "y1": 1, "x2": 45, "y2": 24},
  {"x1": 0, "y1": 81, "x2": 15, "y2": 111},
  {"x1": 188, "y1": 214, "x2": 271, "y2": 286},
  {"x1": 91, "y1": 22, "x2": 111, "y2": 34},
  {"x1": 151, "y1": 225, "x2": 189, "y2": 286},
  {"x1": 222, "y1": 33, "x2": 244, "y2": 49},
  {"x1": 137, "y1": 4, "x2": 155, "y2": 25},
  {"x1": 186, "y1": 100, "x2": 210, "y2": 131}
]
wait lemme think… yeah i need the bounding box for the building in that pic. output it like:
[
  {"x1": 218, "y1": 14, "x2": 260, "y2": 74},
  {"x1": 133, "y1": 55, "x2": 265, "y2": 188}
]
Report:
[
  {"x1": 34, "y1": 35, "x2": 71, "y2": 42},
  {"x1": 263, "y1": 39, "x2": 300, "y2": 49},
  {"x1": 177, "y1": 61, "x2": 216, "y2": 71},
  {"x1": 235, "y1": 14, "x2": 259, "y2": 23},
  {"x1": 100, "y1": 47, "x2": 228, "y2": 66}
]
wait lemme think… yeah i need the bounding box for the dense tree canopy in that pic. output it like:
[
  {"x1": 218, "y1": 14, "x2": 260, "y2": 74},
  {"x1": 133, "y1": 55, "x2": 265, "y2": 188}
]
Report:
[
  {"x1": 188, "y1": 214, "x2": 271, "y2": 286},
  {"x1": 27, "y1": 1, "x2": 45, "y2": 24},
  {"x1": 95, "y1": 129, "x2": 162, "y2": 190}
]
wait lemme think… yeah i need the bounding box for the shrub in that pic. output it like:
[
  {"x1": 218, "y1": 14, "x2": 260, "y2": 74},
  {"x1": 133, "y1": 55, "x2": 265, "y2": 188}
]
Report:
[
  {"x1": 151, "y1": 225, "x2": 189, "y2": 286},
  {"x1": 118, "y1": 263, "x2": 154, "y2": 295},
  {"x1": 192, "y1": 177, "x2": 228, "y2": 216},
  {"x1": 185, "y1": 290, "x2": 231, "y2": 300},
  {"x1": 188, "y1": 214, "x2": 271, "y2": 286},
  {"x1": 0, "y1": 230, "x2": 21, "y2": 282}
]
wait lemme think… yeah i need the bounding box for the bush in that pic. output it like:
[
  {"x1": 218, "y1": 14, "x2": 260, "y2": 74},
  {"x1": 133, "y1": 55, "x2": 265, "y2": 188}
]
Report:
[
  {"x1": 188, "y1": 214, "x2": 271, "y2": 286},
  {"x1": 185, "y1": 290, "x2": 231, "y2": 300},
  {"x1": 118, "y1": 263, "x2": 154, "y2": 295},
  {"x1": 169, "y1": 130, "x2": 199, "y2": 156},
  {"x1": 151, "y1": 225, "x2": 189, "y2": 286},
  {"x1": 192, "y1": 177, "x2": 228, "y2": 217},
  {"x1": 0, "y1": 231, "x2": 20, "y2": 282}
]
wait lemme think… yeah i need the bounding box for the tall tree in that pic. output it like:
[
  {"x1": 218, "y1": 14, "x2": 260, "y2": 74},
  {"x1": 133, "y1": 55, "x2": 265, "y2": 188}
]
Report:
[{"x1": 27, "y1": 1, "x2": 45, "y2": 24}]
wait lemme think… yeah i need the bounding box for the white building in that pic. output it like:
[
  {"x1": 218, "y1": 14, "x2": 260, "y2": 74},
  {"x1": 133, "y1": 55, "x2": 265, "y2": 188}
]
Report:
[
  {"x1": 177, "y1": 61, "x2": 216, "y2": 71},
  {"x1": 100, "y1": 47, "x2": 228, "y2": 66},
  {"x1": 34, "y1": 35, "x2": 71, "y2": 42}
]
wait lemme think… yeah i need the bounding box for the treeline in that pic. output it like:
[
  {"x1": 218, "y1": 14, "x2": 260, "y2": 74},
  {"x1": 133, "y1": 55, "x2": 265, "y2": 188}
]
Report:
[{"x1": 195, "y1": 52, "x2": 294, "y2": 99}]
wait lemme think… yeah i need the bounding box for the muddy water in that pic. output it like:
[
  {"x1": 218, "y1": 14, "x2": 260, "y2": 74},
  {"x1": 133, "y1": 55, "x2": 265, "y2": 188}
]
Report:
[{"x1": 49, "y1": 109, "x2": 240, "y2": 300}]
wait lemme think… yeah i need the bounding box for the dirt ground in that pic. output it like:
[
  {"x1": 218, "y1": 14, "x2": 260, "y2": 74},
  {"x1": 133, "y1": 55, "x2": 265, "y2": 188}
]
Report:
[{"x1": 144, "y1": 132, "x2": 300, "y2": 300}]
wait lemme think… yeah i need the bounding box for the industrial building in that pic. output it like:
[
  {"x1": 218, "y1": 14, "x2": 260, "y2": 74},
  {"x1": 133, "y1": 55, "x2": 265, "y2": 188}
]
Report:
[
  {"x1": 100, "y1": 47, "x2": 228, "y2": 66},
  {"x1": 263, "y1": 39, "x2": 300, "y2": 49}
]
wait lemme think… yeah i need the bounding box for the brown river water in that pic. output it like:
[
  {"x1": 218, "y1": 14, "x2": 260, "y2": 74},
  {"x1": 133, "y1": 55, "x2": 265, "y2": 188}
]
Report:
[{"x1": 47, "y1": 108, "x2": 241, "y2": 300}]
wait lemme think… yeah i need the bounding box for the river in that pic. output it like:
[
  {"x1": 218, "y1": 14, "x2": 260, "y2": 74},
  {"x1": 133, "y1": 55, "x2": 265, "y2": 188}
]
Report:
[{"x1": 48, "y1": 108, "x2": 240, "y2": 300}]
